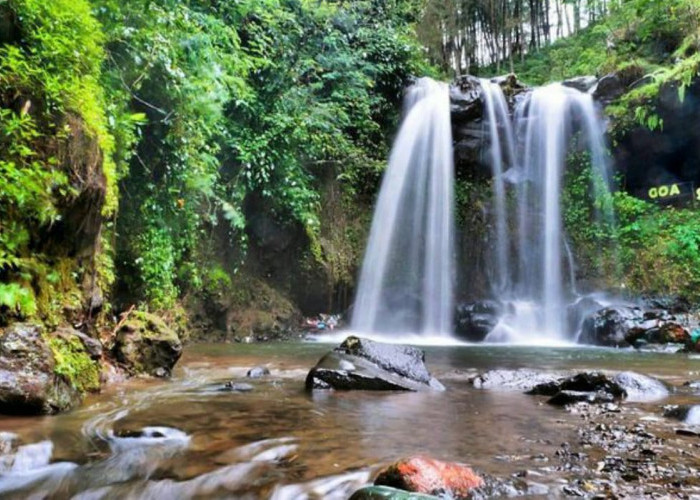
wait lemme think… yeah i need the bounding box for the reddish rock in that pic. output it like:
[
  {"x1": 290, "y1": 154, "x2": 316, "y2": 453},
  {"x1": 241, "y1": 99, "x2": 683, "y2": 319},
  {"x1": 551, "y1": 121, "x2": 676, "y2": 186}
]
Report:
[
  {"x1": 374, "y1": 456, "x2": 483, "y2": 498},
  {"x1": 658, "y1": 323, "x2": 689, "y2": 344}
]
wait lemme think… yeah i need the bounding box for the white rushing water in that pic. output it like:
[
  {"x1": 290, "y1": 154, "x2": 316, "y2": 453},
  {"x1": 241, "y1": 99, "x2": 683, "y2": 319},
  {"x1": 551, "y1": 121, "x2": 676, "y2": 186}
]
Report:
[
  {"x1": 351, "y1": 77, "x2": 455, "y2": 337},
  {"x1": 481, "y1": 82, "x2": 612, "y2": 344}
]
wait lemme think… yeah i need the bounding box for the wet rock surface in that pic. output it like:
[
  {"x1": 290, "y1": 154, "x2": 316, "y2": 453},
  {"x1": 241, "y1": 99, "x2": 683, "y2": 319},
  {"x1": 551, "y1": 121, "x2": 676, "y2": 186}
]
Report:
[
  {"x1": 246, "y1": 366, "x2": 270, "y2": 378},
  {"x1": 373, "y1": 456, "x2": 484, "y2": 498},
  {"x1": 562, "y1": 75, "x2": 598, "y2": 92},
  {"x1": 0, "y1": 324, "x2": 82, "y2": 415},
  {"x1": 471, "y1": 369, "x2": 564, "y2": 392},
  {"x1": 476, "y1": 369, "x2": 669, "y2": 407},
  {"x1": 112, "y1": 311, "x2": 183, "y2": 377},
  {"x1": 305, "y1": 336, "x2": 445, "y2": 391},
  {"x1": 579, "y1": 306, "x2": 645, "y2": 347},
  {"x1": 579, "y1": 303, "x2": 696, "y2": 348},
  {"x1": 450, "y1": 74, "x2": 528, "y2": 177},
  {"x1": 454, "y1": 301, "x2": 502, "y2": 342}
]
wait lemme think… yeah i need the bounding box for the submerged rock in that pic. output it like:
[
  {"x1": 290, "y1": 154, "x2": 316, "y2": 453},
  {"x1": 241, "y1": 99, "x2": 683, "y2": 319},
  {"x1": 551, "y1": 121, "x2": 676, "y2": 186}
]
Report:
[
  {"x1": 471, "y1": 369, "x2": 564, "y2": 392},
  {"x1": 529, "y1": 372, "x2": 626, "y2": 405},
  {"x1": 612, "y1": 371, "x2": 668, "y2": 402},
  {"x1": 547, "y1": 390, "x2": 615, "y2": 406},
  {"x1": 579, "y1": 306, "x2": 644, "y2": 347},
  {"x1": 350, "y1": 485, "x2": 439, "y2": 499},
  {"x1": 454, "y1": 301, "x2": 502, "y2": 342},
  {"x1": 246, "y1": 366, "x2": 270, "y2": 378},
  {"x1": 373, "y1": 456, "x2": 483, "y2": 498},
  {"x1": 0, "y1": 324, "x2": 83, "y2": 415},
  {"x1": 663, "y1": 405, "x2": 700, "y2": 425},
  {"x1": 221, "y1": 382, "x2": 254, "y2": 393},
  {"x1": 305, "y1": 336, "x2": 444, "y2": 391},
  {"x1": 112, "y1": 311, "x2": 182, "y2": 377}
]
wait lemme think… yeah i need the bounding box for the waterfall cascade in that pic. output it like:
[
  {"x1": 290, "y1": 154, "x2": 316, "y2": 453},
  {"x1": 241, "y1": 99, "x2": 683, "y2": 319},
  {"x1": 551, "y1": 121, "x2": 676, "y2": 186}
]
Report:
[
  {"x1": 481, "y1": 82, "x2": 613, "y2": 344},
  {"x1": 351, "y1": 77, "x2": 455, "y2": 338}
]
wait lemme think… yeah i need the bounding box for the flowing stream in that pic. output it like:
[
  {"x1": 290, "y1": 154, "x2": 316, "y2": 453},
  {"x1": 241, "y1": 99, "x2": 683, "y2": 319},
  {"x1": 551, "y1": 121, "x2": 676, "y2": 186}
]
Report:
[
  {"x1": 0, "y1": 343, "x2": 697, "y2": 498},
  {"x1": 351, "y1": 77, "x2": 454, "y2": 338}
]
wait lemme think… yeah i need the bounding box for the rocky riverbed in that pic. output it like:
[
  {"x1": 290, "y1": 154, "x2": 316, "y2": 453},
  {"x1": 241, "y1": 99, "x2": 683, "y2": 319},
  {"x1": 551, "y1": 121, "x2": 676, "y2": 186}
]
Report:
[{"x1": 1, "y1": 340, "x2": 700, "y2": 498}]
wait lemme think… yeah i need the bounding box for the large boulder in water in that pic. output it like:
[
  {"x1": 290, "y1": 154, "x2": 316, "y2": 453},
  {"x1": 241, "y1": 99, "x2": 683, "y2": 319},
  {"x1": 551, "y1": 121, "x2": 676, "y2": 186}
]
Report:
[
  {"x1": 112, "y1": 311, "x2": 182, "y2": 377},
  {"x1": 579, "y1": 306, "x2": 644, "y2": 346},
  {"x1": 579, "y1": 304, "x2": 692, "y2": 348},
  {"x1": 454, "y1": 301, "x2": 502, "y2": 342},
  {"x1": 0, "y1": 324, "x2": 83, "y2": 415},
  {"x1": 528, "y1": 370, "x2": 668, "y2": 405},
  {"x1": 305, "y1": 336, "x2": 445, "y2": 391}
]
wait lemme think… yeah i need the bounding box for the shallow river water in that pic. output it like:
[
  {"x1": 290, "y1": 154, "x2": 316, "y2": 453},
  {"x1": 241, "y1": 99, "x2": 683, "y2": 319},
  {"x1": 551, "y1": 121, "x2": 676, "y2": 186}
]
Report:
[{"x1": 1, "y1": 341, "x2": 699, "y2": 498}]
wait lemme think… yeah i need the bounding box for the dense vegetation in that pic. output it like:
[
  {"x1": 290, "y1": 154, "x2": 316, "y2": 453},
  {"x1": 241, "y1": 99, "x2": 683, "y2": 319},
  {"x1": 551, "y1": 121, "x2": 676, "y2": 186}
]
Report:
[
  {"x1": 2, "y1": 0, "x2": 700, "y2": 335},
  {"x1": 0, "y1": 0, "x2": 429, "y2": 328}
]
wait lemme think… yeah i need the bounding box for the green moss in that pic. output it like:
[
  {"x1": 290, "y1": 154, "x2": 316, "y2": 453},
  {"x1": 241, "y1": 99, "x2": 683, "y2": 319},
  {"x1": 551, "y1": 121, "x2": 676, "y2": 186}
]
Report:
[
  {"x1": 123, "y1": 311, "x2": 173, "y2": 339},
  {"x1": 46, "y1": 334, "x2": 100, "y2": 393}
]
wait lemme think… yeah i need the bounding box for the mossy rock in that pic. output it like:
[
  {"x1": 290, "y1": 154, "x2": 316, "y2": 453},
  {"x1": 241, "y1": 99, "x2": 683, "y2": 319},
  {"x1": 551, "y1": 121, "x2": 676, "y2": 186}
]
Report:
[
  {"x1": 113, "y1": 311, "x2": 182, "y2": 376},
  {"x1": 0, "y1": 323, "x2": 84, "y2": 415},
  {"x1": 45, "y1": 328, "x2": 101, "y2": 394}
]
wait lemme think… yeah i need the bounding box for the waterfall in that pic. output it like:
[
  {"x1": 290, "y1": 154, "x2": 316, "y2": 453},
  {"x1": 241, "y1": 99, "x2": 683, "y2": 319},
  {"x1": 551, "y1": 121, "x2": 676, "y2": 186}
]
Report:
[
  {"x1": 481, "y1": 82, "x2": 612, "y2": 344},
  {"x1": 480, "y1": 79, "x2": 516, "y2": 294},
  {"x1": 351, "y1": 77, "x2": 454, "y2": 337}
]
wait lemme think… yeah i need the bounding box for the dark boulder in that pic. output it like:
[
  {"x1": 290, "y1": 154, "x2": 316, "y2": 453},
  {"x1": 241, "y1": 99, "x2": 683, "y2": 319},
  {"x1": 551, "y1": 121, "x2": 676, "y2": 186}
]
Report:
[
  {"x1": 373, "y1": 456, "x2": 483, "y2": 498},
  {"x1": 663, "y1": 405, "x2": 700, "y2": 425},
  {"x1": 472, "y1": 369, "x2": 564, "y2": 392},
  {"x1": 455, "y1": 301, "x2": 502, "y2": 342},
  {"x1": 450, "y1": 75, "x2": 482, "y2": 123},
  {"x1": 0, "y1": 324, "x2": 82, "y2": 415},
  {"x1": 305, "y1": 336, "x2": 444, "y2": 391},
  {"x1": 592, "y1": 73, "x2": 625, "y2": 104},
  {"x1": 641, "y1": 295, "x2": 692, "y2": 314},
  {"x1": 112, "y1": 311, "x2": 182, "y2": 377},
  {"x1": 562, "y1": 76, "x2": 598, "y2": 93},
  {"x1": 529, "y1": 371, "x2": 626, "y2": 399},
  {"x1": 579, "y1": 306, "x2": 644, "y2": 347},
  {"x1": 579, "y1": 302, "x2": 693, "y2": 348},
  {"x1": 450, "y1": 75, "x2": 528, "y2": 177}
]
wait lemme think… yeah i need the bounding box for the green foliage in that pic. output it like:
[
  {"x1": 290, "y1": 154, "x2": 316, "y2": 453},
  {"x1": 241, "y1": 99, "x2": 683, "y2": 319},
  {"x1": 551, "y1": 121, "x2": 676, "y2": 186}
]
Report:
[
  {"x1": 0, "y1": 282, "x2": 37, "y2": 318},
  {"x1": 103, "y1": 0, "x2": 430, "y2": 309},
  {"x1": 1, "y1": 0, "x2": 432, "y2": 320},
  {"x1": 0, "y1": 0, "x2": 117, "y2": 325},
  {"x1": 563, "y1": 153, "x2": 700, "y2": 300},
  {"x1": 47, "y1": 334, "x2": 101, "y2": 393},
  {"x1": 505, "y1": 0, "x2": 700, "y2": 86}
]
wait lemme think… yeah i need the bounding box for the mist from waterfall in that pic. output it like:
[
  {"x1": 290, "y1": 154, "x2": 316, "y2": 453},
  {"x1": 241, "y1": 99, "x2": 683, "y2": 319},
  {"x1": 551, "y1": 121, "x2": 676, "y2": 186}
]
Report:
[
  {"x1": 351, "y1": 77, "x2": 455, "y2": 337},
  {"x1": 481, "y1": 82, "x2": 612, "y2": 344}
]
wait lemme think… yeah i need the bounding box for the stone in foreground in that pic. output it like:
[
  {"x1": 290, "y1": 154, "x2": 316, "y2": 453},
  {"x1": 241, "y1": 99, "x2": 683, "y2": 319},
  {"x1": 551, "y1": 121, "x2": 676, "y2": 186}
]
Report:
[
  {"x1": 305, "y1": 336, "x2": 444, "y2": 391},
  {"x1": 0, "y1": 324, "x2": 82, "y2": 415},
  {"x1": 373, "y1": 456, "x2": 483, "y2": 498}
]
